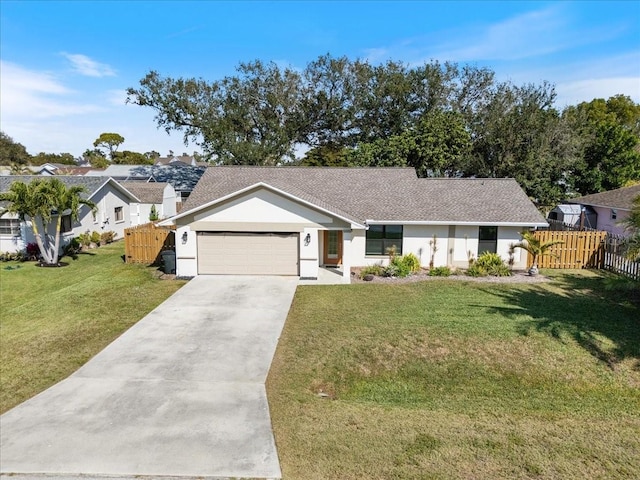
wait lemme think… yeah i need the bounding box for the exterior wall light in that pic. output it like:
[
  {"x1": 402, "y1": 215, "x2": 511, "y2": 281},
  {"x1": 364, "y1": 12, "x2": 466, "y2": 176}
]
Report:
[
  {"x1": 304, "y1": 233, "x2": 311, "y2": 246},
  {"x1": 182, "y1": 231, "x2": 188, "y2": 244}
]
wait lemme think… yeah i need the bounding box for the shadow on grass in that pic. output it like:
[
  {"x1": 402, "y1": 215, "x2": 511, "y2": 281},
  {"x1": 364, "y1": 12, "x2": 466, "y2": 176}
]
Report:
[{"x1": 482, "y1": 272, "x2": 640, "y2": 369}]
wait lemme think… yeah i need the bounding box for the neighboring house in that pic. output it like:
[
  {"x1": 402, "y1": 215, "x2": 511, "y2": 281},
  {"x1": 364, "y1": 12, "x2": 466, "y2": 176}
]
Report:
[
  {"x1": 119, "y1": 181, "x2": 177, "y2": 225},
  {"x1": 0, "y1": 176, "x2": 139, "y2": 253},
  {"x1": 86, "y1": 164, "x2": 205, "y2": 204},
  {"x1": 154, "y1": 155, "x2": 198, "y2": 166},
  {"x1": 547, "y1": 204, "x2": 598, "y2": 229},
  {"x1": 568, "y1": 184, "x2": 640, "y2": 236},
  {"x1": 159, "y1": 167, "x2": 547, "y2": 282}
]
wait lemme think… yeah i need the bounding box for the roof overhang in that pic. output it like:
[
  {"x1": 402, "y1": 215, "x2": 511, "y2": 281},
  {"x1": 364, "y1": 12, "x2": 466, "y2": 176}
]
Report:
[
  {"x1": 567, "y1": 201, "x2": 631, "y2": 212},
  {"x1": 159, "y1": 182, "x2": 365, "y2": 229},
  {"x1": 365, "y1": 220, "x2": 549, "y2": 228},
  {"x1": 95, "y1": 178, "x2": 141, "y2": 203}
]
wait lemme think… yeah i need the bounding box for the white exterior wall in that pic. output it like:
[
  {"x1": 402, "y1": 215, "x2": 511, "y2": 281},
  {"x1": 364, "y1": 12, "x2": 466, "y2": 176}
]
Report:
[
  {"x1": 0, "y1": 215, "x2": 27, "y2": 253},
  {"x1": 175, "y1": 225, "x2": 198, "y2": 277},
  {"x1": 351, "y1": 224, "x2": 529, "y2": 270},
  {"x1": 351, "y1": 225, "x2": 449, "y2": 268},
  {"x1": 194, "y1": 189, "x2": 333, "y2": 225},
  {"x1": 162, "y1": 185, "x2": 177, "y2": 218},
  {"x1": 76, "y1": 186, "x2": 132, "y2": 241},
  {"x1": 497, "y1": 226, "x2": 526, "y2": 269},
  {"x1": 299, "y1": 227, "x2": 320, "y2": 279}
]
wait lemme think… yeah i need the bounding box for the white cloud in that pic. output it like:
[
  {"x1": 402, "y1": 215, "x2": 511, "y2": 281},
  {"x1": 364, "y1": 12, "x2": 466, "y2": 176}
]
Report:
[
  {"x1": 61, "y1": 53, "x2": 116, "y2": 77},
  {"x1": 556, "y1": 77, "x2": 640, "y2": 108},
  {"x1": 435, "y1": 5, "x2": 574, "y2": 62},
  {"x1": 0, "y1": 61, "x2": 104, "y2": 120}
]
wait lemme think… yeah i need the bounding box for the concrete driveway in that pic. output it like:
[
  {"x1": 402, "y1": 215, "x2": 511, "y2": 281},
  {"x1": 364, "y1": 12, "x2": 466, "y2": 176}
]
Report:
[{"x1": 0, "y1": 275, "x2": 298, "y2": 479}]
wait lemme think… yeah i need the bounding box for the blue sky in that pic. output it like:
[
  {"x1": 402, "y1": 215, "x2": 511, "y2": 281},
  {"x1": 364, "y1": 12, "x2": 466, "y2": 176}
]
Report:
[{"x1": 1, "y1": 0, "x2": 639, "y2": 158}]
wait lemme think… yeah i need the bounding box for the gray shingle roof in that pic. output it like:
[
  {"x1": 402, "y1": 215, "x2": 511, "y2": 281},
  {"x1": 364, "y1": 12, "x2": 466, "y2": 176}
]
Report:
[
  {"x1": 569, "y1": 184, "x2": 640, "y2": 211},
  {"x1": 179, "y1": 167, "x2": 547, "y2": 226},
  {"x1": 87, "y1": 165, "x2": 205, "y2": 193},
  {"x1": 0, "y1": 176, "x2": 139, "y2": 211},
  {"x1": 0, "y1": 175, "x2": 126, "y2": 201},
  {"x1": 119, "y1": 181, "x2": 168, "y2": 204}
]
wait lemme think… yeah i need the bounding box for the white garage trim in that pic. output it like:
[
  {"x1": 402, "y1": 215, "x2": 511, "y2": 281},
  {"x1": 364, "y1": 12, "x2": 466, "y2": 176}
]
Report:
[{"x1": 197, "y1": 232, "x2": 299, "y2": 275}]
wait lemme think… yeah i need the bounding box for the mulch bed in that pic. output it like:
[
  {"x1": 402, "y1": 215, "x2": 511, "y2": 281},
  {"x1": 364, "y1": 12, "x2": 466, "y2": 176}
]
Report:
[{"x1": 350, "y1": 267, "x2": 550, "y2": 284}]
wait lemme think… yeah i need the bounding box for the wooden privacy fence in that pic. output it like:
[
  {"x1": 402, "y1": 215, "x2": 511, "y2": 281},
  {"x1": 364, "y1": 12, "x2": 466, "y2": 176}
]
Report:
[
  {"x1": 124, "y1": 222, "x2": 175, "y2": 264},
  {"x1": 527, "y1": 230, "x2": 608, "y2": 269}
]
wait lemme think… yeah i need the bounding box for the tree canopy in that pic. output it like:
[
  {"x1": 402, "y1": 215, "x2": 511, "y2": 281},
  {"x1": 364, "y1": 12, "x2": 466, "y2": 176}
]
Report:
[
  {"x1": 127, "y1": 55, "x2": 640, "y2": 207},
  {"x1": 93, "y1": 133, "x2": 125, "y2": 160},
  {"x1": 0, "y1": 132, "x2": 30, "y2": 166}
]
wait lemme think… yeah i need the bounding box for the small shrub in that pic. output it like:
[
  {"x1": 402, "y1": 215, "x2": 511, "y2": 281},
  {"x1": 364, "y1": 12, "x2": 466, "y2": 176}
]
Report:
[
  {"x1": 360, "y1": 264, "x2": 385, "y2": 278},
  {"x1": 100, "y1": 230, "x2": 116, "y2": 244},
  {"x1": 77, "y1": 233, "x2": 91, "y2": 247},
  {"x1": 385, "y1": 256, "x2": 412, "y2": 278},
  {"x1": 466, "y1": 263, "x2": 488, "y2": 277},
  {"x1": 466, "y1": 252, "x2": 511, "y2": 277},
  {"x1": 90, "y1": 231, "x2": 101, "y2": 245},
  {"x1": 62, "y1": 238, "x2": 81, "y2": 259},
  {"x1": 0, "y1": 251, "x2": 25, "y2": 262},
  {"x1": 25, "y1": 242, "x2": 40, "y2": 261},
  {"x1": 149, "y1": 204, "x2": 159, "y2": 221},
  {"x1": 429, "y1": 266, "x2": 451, "y2": 277},
  {"x1": 400, "y1": 253, "x2": 421, "y2": 273}
]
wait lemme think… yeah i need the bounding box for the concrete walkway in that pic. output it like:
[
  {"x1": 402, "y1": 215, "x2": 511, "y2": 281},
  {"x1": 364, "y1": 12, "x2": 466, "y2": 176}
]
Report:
[{"x1": 0, "y1": 276, "x2": 299, "y2": 479}]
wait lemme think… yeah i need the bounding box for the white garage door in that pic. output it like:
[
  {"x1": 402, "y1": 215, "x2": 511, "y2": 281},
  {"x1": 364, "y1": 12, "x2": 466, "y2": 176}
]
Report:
[{"x1": 197, "y1": 232, "x2": 299, "y2": 275}]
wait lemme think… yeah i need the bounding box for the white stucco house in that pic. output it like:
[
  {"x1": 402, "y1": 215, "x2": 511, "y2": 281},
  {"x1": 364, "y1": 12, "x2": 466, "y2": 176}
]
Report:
[
  {"x1": 0, "y1": 176, "x2": 139, "y2": 253},
  {"x1": 119, "y1": 181, "x2": 177, "y2": 225},
  {"x1": 567, "y1": 184, "x2": 640, "y2": 237},
  {"x1": 158, "y1": 167, "x2": 548, "y2": 282}
]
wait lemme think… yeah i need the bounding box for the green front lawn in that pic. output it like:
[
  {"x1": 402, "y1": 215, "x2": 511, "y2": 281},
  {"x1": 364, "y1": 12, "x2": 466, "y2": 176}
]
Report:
[
  {"x1": 0, "y1": 242, "x2": 186, "y2": 413},
  {"x1": 267, "y1": 271, "x2": 640, "y2": 479}
]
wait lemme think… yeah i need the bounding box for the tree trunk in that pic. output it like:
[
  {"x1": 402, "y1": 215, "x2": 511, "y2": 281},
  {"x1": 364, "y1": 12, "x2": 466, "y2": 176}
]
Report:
[
  {"x1": 29, "y1": 216, "x2": 53, "y2": 264},
  {"x1": 52, "y1": 215, "x2": 62, "y2": 265}
]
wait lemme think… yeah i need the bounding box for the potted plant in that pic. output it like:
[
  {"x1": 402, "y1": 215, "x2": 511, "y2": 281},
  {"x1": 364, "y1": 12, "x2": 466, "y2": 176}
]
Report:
[{"x1": 513, "y1": 231, "x2": 564, "y2": 275}]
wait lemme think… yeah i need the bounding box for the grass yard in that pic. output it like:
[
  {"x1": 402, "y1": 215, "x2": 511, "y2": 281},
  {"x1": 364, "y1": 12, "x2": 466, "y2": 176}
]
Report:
[
  {"x1": 267, "y1": 271, "x2": 640, "y2": 479},
  {"x1": 0, "y1": 242, "x2": 186, "y2": 413}
]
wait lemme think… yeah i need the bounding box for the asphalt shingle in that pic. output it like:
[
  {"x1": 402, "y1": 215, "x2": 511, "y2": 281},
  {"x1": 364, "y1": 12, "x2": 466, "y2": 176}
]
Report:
[{"x1": 180, "y1": 167, "x2": 547, "y2": 225}]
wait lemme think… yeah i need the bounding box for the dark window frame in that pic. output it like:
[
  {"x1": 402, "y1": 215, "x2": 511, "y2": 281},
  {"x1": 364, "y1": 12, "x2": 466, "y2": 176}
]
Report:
[
  {"x1": 61, "y1": 214, "x2": 73, "y2": 233},
  {"x1": 365, "y1": 225, "x2": 403, "y2": 255},
  {"x1": 114, "y1": 206, "x2": 124, "y2": 222},
  {"x1": 478, "y1": 226, "x2": 498, "y2": 255}
]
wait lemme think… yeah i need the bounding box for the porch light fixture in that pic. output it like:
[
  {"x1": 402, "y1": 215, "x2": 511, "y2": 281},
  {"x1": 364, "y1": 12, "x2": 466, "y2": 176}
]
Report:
[
  {"x1": 182, "y1": 231, "x2": 188, "y2": 244},
  {"x1": 304, "y1": 233, "x2": 311, "y2": 246}
]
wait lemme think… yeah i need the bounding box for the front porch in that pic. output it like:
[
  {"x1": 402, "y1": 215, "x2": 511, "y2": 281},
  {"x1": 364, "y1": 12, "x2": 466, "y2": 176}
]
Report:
[{"x1": 299, "y1": 266, "x2": 346, "y2": 285}]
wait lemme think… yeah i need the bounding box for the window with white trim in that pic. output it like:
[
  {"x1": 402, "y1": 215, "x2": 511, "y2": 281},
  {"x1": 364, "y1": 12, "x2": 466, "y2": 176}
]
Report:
[
  {"x1": 114, "y1": 206, "x2": 124, "y2": 222},
  {"x1": 611, "y1": 209, "x2": 617, "y2": 220},
  {"x1": 0, "y1": 219, "x2": 21, "y2": 236}
]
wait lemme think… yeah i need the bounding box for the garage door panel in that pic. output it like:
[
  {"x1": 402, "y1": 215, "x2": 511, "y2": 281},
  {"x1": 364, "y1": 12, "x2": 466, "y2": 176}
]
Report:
[{"x1": 197, "y1": 232, "x2": 298, "y2": 275}]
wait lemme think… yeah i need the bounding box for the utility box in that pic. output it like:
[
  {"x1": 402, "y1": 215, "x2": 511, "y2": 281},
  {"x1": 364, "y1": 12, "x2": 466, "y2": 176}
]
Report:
[{"x1": 161, "y1": 250, "x2": 176, "y2": 274}]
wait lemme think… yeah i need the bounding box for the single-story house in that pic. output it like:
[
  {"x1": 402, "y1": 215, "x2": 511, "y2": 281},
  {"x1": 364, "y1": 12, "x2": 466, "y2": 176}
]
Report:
[
  {"x1": 568, "y1": 184, "x2": 640, "y2": 236},
  {"x1": 119, "y1": 181, "x2": 177, "y2": 225},
  {"x1": 159, "y1": 167, "x2": 548, "y2": 282},
  {"x1": 0, "y1": 176, "x2": 139, "y2": 253}
]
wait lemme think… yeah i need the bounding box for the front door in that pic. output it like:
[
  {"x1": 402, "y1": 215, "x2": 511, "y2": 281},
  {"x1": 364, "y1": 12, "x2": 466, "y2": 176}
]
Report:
[{"x1": 323, "y1": 230, "x2": 343, "y2": 266}]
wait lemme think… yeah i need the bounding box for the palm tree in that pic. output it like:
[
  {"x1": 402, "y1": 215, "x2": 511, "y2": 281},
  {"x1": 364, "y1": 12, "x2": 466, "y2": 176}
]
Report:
[
  {"x1": 513, "y1": 231, "x2": 564, "y2": 275},
  {"x1": 48, "y1": 179, "x2": 97, "y2": 265},
  {"x1": 0, "y1": 179, "x2": 96, "y2": 265}
]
